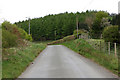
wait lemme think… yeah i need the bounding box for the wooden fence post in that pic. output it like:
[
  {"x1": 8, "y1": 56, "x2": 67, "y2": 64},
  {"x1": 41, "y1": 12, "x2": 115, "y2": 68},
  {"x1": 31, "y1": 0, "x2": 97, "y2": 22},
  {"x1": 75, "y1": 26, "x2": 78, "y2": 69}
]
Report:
[
  {"x1": 108, "y1": 42, "x2": 110, "y2": 55},
  {"x1": 114, "y1": 43, "x2": 117, "y2": 57}
]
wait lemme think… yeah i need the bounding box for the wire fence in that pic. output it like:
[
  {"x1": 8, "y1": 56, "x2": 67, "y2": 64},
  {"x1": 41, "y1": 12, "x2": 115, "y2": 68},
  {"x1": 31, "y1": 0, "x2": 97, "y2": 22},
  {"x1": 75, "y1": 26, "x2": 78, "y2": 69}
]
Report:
[{"x1": 86, "y1": 39, "x2": 120, "y2": 57}]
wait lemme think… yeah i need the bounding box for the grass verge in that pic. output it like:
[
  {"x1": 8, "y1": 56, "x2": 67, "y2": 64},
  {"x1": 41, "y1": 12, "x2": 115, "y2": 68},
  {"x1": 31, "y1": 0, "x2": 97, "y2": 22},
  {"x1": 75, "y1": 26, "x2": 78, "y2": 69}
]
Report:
[
  {"x1": 2, "y1": 41, "x2": 46, "y2": 78},
  {"x1": 57, "y1": 39, "x2": 118, "y2": 75}
]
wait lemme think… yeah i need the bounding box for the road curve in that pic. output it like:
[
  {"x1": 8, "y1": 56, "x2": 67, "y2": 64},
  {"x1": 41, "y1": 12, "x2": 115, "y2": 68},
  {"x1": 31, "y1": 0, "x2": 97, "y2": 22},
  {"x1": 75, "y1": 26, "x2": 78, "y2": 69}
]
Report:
[{"x1": 19, "y1": 45, "x2": 117, "y2": 78}]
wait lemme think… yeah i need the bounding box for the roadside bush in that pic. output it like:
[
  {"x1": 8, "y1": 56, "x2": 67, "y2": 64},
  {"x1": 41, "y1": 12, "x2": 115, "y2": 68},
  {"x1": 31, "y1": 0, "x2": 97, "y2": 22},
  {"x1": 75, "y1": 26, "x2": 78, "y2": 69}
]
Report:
[
  {"x1": 2, "y1": 21, "x2": 33, "y2": 48},
  {"x1": 18, "y1": 28, "x2": 28, "y2": 39},
  {"x1": 73, "y1": 30, "x2": 84, "y2": 35},
  {"x1": 48, "y1": 39, "x2": 64, "y2": 45},
  {"x1": 2, "y1": 21, "x2": 33, "y2": 41},
  {"x1": 26, "y1": 34, "x2": 33, "y2": 41},
  {"x1": 18, "y1": 28, "x2": 33, "y2": 41},
  {"x1": 63, "y1": 35, "x2": 75, "y2": 41},
  {"x1": 73, "y1": 29, "x2": 88, "y2": 38},
  {"x1": 2, "y1": 30, "x2": 17, "y2": 48},
  {"x1": 2, "y1": 21, "x2": 13, "y2": 32},
  {"x1": 103, "y1": 25, "x2": 119, "y2": 43},
  {"x1": 48, "y1": 35, "x2": 75, "y2": 45}
]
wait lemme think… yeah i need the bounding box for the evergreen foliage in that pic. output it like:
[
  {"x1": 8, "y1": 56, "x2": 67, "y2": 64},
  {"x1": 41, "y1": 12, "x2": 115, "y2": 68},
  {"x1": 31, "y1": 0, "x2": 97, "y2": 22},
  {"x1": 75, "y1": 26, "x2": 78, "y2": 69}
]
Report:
[{"x1": 15, "y1": 11, "x2": 96, "y2": 41}]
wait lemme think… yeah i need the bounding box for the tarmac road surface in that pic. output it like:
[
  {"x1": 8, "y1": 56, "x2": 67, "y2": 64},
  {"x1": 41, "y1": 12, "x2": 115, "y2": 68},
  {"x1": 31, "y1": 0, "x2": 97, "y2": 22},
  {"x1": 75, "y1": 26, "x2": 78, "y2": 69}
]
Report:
[{"x1": 19, "y1": 45, "x2": 117, "y2": 78}]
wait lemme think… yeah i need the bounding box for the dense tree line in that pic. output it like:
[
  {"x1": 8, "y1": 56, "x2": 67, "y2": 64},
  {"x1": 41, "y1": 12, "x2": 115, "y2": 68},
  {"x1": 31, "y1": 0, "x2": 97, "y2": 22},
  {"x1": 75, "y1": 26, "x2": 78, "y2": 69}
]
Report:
[
  {"x1": 15, "y1": 10, "x2": 116, "y2": 41},
  {"x1": 90, "y1": 11, "x2": 109, "y2": 38},
  {"x1": 15, "y1": 11, "x2": 97, "y2": 41}
]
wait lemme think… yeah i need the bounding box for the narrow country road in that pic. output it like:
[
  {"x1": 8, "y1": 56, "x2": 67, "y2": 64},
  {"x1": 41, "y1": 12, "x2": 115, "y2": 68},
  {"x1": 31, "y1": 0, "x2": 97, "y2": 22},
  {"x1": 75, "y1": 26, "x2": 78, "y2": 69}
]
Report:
[{"x1": 19, "y1": 45, "x2": 117, "y2": 78}]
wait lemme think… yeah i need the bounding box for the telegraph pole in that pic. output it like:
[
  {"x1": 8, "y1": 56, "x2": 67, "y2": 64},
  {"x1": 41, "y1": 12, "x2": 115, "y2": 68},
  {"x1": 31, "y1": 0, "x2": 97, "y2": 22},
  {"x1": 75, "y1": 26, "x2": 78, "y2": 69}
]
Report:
[
  {"x1": 26, "y1": 17, "x2": 31, "y2": 35},
  {"x1": 28, "y1": 18, "x2": 30, "y2": 35},
  {"x1": 76, "y1": 15, "x2": 79, "y2": 39}
]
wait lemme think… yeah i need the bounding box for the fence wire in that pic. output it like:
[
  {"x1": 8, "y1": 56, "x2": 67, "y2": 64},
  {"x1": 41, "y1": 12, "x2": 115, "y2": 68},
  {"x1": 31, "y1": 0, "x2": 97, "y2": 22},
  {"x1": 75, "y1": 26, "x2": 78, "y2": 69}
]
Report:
[{"x1": 86, "y1": 39, "x2": 119, "y2": 56}]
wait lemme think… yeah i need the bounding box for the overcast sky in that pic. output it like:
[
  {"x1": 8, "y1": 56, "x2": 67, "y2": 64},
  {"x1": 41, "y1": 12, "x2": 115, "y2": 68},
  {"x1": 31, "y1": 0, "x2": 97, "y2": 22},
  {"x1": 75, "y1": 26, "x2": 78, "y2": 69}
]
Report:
[{"x1": 0, "y1": 0, "x2": 119, "y2": 24}]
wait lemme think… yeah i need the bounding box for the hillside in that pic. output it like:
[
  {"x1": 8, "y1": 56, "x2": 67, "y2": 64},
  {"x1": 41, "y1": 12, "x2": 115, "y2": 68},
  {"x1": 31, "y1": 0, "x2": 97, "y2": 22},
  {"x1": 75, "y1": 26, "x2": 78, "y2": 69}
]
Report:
[
  {"x1": 15, "y1": 10, "x2": 119, "y2": 41},
  {"x1": 15, "y1": 11, "x2": 97, "y2": 41}
]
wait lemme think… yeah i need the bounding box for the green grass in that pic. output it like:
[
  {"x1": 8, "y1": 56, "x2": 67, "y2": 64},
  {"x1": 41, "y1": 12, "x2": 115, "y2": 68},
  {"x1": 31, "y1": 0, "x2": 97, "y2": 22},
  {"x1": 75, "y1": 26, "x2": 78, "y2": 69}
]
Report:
[
  {"x1": 2, "y1": 41, "x2": 46, "y2": 78},
  {"x1": 0, "y1": 29, "x2": 2, "y2": 79},
  {"x1": 0, "y1": 53, "x2": 1, "y2": 80},
  {"x1": 58, "y1": 39, "x2": 118, "y2": 75}
]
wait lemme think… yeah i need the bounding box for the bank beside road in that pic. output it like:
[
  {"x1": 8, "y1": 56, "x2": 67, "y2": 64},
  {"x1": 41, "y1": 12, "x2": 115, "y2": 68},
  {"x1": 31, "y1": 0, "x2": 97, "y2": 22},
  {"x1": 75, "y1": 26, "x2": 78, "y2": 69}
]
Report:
[
  {"x1": 57, "y1": 39, "x2": 118, "y2": 75},
  {"x1": 2, "y1": 42, "x2": 46, "y2": 78}
]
